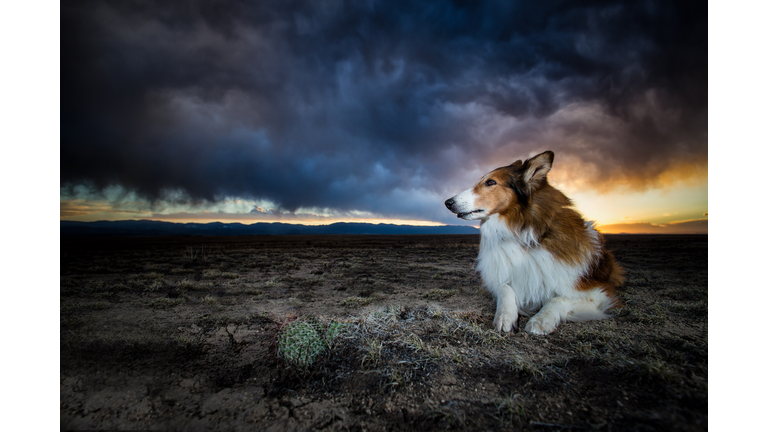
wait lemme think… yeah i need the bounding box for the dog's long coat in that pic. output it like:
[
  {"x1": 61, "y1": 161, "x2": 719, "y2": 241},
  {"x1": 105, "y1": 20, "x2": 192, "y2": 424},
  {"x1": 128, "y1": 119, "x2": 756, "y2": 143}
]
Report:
[{"x1": 445, "y1": 151, "x2": 623, "y2": 335}]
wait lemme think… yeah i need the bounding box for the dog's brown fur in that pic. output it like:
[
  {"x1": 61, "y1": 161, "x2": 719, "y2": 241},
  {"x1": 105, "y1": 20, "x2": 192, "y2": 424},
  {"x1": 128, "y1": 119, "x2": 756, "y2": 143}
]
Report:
[{"x1": 473, "y1": 151, "x2": 624, "y2": 303}]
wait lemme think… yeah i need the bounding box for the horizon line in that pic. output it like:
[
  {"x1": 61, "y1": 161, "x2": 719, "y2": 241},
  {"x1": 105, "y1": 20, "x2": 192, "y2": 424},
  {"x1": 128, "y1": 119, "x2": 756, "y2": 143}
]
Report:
[{"x1": 60, "y1": 218, "x2": 708, "y2": 235}]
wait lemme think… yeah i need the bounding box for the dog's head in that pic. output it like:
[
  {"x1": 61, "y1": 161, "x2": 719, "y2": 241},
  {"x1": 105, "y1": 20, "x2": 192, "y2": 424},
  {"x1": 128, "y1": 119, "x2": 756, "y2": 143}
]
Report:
[{"x1": 444, "y1": 150, "x2": 554, "y2": 221}]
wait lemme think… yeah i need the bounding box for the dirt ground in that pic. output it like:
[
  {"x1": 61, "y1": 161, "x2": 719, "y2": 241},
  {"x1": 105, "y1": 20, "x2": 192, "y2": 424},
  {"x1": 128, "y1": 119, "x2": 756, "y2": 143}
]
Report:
[{"x1": 60, "y1": 234, "x2": 707, "y2": 431}]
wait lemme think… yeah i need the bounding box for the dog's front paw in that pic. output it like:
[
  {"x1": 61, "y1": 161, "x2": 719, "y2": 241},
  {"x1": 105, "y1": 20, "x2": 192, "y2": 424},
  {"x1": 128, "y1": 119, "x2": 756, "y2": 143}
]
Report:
[
  {"x1": 493, "y1": 309, "x2": 518, "y2": 333},
  {"x1": 525, "y1": 315, "x2": 556, "y2": 335}
]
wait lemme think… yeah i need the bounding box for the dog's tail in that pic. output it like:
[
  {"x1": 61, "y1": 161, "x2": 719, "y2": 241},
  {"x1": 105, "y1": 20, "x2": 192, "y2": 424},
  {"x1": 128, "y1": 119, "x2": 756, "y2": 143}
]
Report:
[
  {"x1": 568, "y1": 289, "x2": 620, "y2": 321},
  {"x1": 608, "y1": 255, "x2": 625, "y2": 287},
  {"x1": 568, "y1": 305, "x2": 610, "y2": 322}
]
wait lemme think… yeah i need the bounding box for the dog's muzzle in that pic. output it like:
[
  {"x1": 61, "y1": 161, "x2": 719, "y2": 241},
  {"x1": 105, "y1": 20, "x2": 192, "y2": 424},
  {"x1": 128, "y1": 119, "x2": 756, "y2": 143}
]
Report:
[{"x1": 444, "y1": 198, "x2": 456, "y2": 211}]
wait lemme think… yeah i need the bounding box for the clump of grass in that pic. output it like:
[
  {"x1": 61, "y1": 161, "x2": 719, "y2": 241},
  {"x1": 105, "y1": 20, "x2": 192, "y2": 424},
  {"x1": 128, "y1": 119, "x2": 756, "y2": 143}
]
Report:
[
  {"x1": 170, "y1": 268, "x2": 194, "y2": 275},
  {"x1": 662, "y1": 287, "x2": 706, "y2": 301},
  {"x1": 511, "y1": 355, "x2": 544, "y2": 378},
  {"x1": 197, "y1": 281, "x2": 214, "y2": 291},
  {"x1": 358, "y1": 288, "x2": 374, "y2": 297},
  {"x1": 288, "y1": 296, "x2": 304, "y2": 307},
  {"x1": 85, "y1": 279, "x2": 106, "y2": 292},
  {"x1": 143, "y1": 279, "x2": 165, "y2": 292},
  {"x1": 89, "y1": 301, "x2": 112, "y2": 311},
  {"x1": 111, "y1": 283, "x2": 130, "y2": 293},
  {"x1": 423, "y1": 289, "x2": 459, "y2": 300},
  {"x1": 126, "y1": 273, "x2": 166, "y2": 291},
  {"x1": 361, "y1": 338, "x2": 383, "y2": 368},
  {"x1": 173, "y1": 336, "x2": 203, "y2": 352},
  {"x1": 405, "y1": 334, "x2": 426, "y2": 352},
  {"x1": 426, "y1": 346, "x2": 443, "y2": 360},
  {"x1": 143, "y1": 264, "x2": 168, "y2": 272},
  {"x1": 341, "y1": 296, "x2": 376, "y2": 308},
  {"x1": 178, "y1": 279, "x2": 195, "y2": 289},
  {"x1": 201, "y1": 295, "x2": 220, "y2": 307},
  {"x1": 183, "y1": 244, "x2": 211, "y2": 262},
  {"x1": 274, "y1": 257, "x2": 303, "y2": 272},
  {"x1": 458, "y1": 321, "x2": 504, "y2": 346},
  {"x1": 498, "y1": 393, "x2": 526, "y2": 419},
  {"x1": 221, "y1": 272, "x2": 239, "y2": 279},
  {"x1": 94, "y1": 291, "x2": 120, "y2": 302},
  {"x1": 576, "y1": 328, "x2": 609, "y2": 348},
  {"x1": 572, "y1": 340, "x2": 595, "y2": 357},
  {"x1": 150, "y1": 297, "x2": 186, "y2": 310},
  {"x1": 202, "y1": 269, "x2": 222, "y2": 279},
  {"x1": 384, "y1": 367, "x2": 408, "y2": 391},
  {"x1": 61, "y1": 301, "x2": 112, "y2": 313},
  {"x1": 223, "y1": 280, "x2": 241, "y2": 290},
  {"x1": 425, "y1": 400, "x2": 465, "y2": 428},
  {"x1": 626, "y1": 303, "x2": 667, "y2": 325},
  {"x1": 295, "y1": 292, "x2": 314, "y2": 302},
  {"x1": 669, "y1": 300, "x2": 707, "y2": 318},
  {"x1": 219, "y1": 297, "x2": 238, "y2": 306},
  {"x1": 635, "y1": 358, "x2": 678, "y2": 383}
]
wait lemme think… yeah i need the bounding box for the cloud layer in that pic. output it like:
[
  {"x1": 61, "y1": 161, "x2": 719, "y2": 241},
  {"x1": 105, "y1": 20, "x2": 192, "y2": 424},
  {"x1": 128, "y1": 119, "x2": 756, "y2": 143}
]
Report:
[{"x1": 61, "y1": 1, "x2": 707, "y2": 224}]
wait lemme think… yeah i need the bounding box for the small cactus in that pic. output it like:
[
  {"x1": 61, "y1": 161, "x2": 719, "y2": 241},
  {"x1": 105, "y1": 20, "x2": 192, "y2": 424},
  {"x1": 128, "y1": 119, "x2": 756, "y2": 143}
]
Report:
[
  {"x1": 277, "y1": 319, "x2": 352, "y2": 369},
  {"x1": 278, "y1": 321, "x2": 326, "y2": 369}
]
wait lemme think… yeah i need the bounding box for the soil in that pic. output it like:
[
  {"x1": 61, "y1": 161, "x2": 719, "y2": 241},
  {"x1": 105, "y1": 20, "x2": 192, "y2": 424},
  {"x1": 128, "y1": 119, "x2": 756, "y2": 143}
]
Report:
[{"x1": 61, "y1": 234, "x2": 707, "y2": 431}]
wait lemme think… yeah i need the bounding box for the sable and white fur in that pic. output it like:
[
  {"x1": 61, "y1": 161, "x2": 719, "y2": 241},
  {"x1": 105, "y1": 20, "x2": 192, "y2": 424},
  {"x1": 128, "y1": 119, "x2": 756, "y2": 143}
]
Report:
[{"x1": 445, "y1": 151, "x2": 623, "y2": 335}]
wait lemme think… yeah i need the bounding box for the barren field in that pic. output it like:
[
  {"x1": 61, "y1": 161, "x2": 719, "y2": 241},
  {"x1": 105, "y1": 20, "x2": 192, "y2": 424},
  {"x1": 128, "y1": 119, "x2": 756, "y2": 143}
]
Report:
[{"x1": 60, "y1": 234, "x2": 707, "y2": 431}]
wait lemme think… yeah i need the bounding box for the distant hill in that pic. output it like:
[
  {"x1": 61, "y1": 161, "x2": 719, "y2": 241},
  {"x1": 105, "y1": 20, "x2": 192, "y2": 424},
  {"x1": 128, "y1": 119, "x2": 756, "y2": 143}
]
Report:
[{"x1": 60, "y1": 220, "x2": 480, "y2": 236}]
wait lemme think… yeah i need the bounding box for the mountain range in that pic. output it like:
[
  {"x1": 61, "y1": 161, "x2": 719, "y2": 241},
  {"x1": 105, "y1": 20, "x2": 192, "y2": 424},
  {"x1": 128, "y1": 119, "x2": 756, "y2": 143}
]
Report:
[{"x1": 60, "y1": 220, "x2": 480, "y2": 236}]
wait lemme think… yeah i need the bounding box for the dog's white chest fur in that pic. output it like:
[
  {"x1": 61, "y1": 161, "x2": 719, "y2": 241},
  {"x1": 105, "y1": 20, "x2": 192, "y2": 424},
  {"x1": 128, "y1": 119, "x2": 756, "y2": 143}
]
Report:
[{"x1": 476, "y1": 215, "x2": 592, "y2": 315}]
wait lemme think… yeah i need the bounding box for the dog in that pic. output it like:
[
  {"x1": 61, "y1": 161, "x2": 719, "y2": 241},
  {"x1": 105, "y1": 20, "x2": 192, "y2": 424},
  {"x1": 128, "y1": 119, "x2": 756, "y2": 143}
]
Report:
[{"x1": 445, "y1": 150, "x2": 623, "y2": 335}]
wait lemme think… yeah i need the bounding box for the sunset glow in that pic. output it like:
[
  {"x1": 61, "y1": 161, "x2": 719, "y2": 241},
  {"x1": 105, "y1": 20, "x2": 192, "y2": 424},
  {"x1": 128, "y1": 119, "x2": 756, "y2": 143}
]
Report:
[{"x1": 60, "y1": 180, "x2": 707, "y2": 233}]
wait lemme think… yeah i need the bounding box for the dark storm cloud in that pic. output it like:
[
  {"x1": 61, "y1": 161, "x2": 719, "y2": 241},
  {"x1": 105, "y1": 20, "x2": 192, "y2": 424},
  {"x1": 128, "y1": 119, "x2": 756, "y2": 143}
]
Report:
[{"x1": 61, "y1": 0, "x2": 707, "y2": 223}]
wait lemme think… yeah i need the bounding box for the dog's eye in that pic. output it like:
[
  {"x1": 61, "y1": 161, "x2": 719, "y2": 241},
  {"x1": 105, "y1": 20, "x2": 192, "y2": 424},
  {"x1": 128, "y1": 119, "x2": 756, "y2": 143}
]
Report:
[{"x1": 485, "y1": 180, "x2": 497, "y2": 186}]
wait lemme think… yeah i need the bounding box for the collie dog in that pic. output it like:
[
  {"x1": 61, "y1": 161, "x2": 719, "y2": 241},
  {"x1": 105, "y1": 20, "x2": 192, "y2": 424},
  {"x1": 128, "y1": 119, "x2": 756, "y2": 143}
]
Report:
[{"x1": 445, "y1": 151, "x2": 623, "y2": 335}]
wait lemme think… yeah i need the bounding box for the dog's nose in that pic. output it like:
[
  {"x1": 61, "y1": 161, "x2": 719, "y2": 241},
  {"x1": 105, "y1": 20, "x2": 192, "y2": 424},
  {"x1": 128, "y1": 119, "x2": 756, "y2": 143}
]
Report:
[{"x1": 445, "y1": 198, "x2": 455, "y2": 209}]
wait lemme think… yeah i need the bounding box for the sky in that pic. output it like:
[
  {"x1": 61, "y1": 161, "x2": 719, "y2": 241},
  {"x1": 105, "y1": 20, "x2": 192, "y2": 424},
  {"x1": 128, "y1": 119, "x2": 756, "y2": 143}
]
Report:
[{"x1": 59, "y1": 0, "x2": 707, "y2": 233}]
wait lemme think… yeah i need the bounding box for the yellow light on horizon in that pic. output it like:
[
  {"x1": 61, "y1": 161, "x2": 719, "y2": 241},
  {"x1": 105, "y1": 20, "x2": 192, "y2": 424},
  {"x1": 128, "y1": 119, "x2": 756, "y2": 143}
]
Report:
[{"x1": 143, "y1": 217, "x2": 450, "y2": 227}]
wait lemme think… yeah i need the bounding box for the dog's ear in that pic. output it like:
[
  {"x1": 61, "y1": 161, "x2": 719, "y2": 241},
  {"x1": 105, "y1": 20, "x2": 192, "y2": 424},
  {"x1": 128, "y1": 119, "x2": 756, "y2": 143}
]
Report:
[{"x1": 522, "y1": 151, "x2": 554, "y2": 189}]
